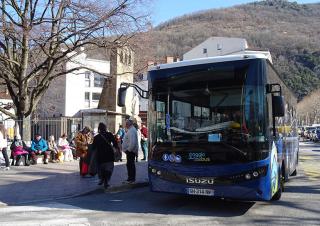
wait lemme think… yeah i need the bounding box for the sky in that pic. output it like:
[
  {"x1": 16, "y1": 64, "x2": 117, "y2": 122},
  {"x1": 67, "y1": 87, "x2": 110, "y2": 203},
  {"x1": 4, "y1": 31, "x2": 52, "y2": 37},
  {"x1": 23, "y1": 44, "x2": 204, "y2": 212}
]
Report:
[{"x1": 152, "y1": 0, "x2": 320, "y2": 25}]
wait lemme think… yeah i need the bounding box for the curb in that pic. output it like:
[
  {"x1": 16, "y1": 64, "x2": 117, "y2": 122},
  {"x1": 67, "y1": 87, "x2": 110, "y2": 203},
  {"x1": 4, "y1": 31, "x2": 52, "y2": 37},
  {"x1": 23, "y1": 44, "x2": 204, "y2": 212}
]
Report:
[
  {"x1": 75, "y1": 181, "x2": 149, "y2": 196},
  {"x1": 1, "y1": 181, "x2": 149, "y2": 206}
]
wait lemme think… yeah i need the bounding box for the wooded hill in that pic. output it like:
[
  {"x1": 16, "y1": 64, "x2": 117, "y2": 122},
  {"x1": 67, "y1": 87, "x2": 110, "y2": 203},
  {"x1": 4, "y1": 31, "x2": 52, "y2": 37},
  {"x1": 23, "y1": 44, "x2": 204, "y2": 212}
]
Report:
[{"x1": 146, "y1": 0, "x2": 320, "y2": 100}]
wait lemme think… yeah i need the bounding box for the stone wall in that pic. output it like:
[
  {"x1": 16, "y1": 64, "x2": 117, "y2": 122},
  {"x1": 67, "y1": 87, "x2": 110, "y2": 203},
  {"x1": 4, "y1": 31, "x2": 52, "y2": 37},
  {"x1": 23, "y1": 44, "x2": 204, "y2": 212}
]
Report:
[{"x1": 99, "y1": 47, "x2": 134, "y2": 133}]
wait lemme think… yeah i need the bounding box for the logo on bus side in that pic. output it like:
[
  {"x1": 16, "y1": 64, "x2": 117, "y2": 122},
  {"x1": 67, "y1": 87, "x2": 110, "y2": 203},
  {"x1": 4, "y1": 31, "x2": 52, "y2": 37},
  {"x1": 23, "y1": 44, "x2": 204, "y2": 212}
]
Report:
[{"x1": 186, "y1": 177, "x2": 215, "y2": 185}]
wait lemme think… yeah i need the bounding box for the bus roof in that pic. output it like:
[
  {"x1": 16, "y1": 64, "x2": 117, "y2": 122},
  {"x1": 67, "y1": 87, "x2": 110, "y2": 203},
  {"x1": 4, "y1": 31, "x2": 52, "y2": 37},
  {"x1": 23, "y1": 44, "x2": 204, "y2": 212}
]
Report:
[{"x1": 149, "y1": 53, "x2": 270, "y2": 71}]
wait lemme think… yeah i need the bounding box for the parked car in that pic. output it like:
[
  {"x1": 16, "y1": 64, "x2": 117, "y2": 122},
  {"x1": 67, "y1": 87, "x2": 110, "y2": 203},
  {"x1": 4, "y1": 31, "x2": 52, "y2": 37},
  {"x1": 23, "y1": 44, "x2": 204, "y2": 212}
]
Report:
[
  {"x1": 312, "y1": 127, "x2": 320, "y2": 142},
  {"x1": 310, "y1": 129, "x2": 317, "y2": 142},
  {"x1": 314, "y1": 128, "x2": 320, "y2": 142},
  {"x1": 305, "y1": 127, "x2": 316, "y2": 140}
]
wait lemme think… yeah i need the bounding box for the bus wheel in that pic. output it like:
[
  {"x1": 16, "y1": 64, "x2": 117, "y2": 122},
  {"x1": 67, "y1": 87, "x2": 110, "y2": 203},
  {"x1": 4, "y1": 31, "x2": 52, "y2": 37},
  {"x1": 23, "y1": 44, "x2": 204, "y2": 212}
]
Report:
[
  {"x1": 290, "y1": 169, "x2": 297, "y2": 176},
  {"x1": 272, "y1": 187, "x2": 282, "y2": 201},
  {"x1": 283, "y1": 162, "x2": 289, "y2": 182},
  {"x1": 272, "y1": 172, "x2": 283, "y2": 201}
]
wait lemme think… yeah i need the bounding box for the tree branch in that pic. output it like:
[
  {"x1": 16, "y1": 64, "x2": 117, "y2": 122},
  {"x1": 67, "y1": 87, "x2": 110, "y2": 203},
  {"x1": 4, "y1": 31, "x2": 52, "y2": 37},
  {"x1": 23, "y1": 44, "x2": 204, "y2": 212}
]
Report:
[{"x1": 0, "y1": 107, "x2": 16, "y2": 119}]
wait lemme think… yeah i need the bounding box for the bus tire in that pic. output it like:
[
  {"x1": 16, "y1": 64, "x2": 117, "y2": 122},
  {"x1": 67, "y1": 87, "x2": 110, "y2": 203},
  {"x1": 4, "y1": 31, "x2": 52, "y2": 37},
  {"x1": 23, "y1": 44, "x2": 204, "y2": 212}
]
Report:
[
  {"x1": 283, "y1": 161, "x2": 289, "y2": 182},
  {"x1": 272, "y1": 187, "x2": 282, "y2": 201},
  {"x1": 272, "y1": 170, "x2": 283, "y2": 201},
  {"x1": 290, "y1": 169, "x2": 297, "y2": 176}
]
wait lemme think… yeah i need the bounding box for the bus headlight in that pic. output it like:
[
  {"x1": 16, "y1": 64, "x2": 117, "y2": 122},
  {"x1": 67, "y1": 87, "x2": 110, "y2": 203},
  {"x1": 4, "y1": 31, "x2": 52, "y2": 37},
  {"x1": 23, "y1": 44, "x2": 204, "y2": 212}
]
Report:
[
  {"x1": 152, "y1": 168, "x2": 157, "y2": 173},
  {"x1": 157, "y1": 170, "x2": 162, "y2": 176},
  {"x1": 228, "y1": 166, "x2": 267, "y2": 182}
]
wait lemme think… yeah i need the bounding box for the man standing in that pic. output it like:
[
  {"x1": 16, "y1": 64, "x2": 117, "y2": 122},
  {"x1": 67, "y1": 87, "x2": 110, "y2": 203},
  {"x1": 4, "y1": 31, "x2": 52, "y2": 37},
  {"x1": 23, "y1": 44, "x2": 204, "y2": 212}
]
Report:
[
  {"x1": 30, "y1": 134, "x2": 49, "y2": 164},
  {"x1": 140, "y1": 124, "x2": 148, "y2": 161},
  {"x1": 115, "y1": 125, "x2": 125, "y2": 162},
  {"x1": 122, "y1": 119, "x2": 138, "y2": 184}
]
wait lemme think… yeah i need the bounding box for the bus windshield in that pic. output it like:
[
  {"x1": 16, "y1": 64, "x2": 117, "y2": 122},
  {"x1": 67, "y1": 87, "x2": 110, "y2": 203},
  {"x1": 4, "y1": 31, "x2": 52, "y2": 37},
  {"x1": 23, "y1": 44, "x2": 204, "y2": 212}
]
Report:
[
  {"x1": 156, "y1": 87, "x2": 244, "y2": 142},
  {"x1": 150, "y1": 59, "x2": 268, "y2": 160}
]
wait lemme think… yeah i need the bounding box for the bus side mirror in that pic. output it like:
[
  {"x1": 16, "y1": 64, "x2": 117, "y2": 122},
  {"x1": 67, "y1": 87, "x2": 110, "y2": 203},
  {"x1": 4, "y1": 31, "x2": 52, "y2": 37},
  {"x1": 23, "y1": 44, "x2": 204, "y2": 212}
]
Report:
[
  {"x1": 272, "y1": 95, "x2": 285, "y2": 117},
  {"x1": 117, "y1": 87, "x2": 127, "y2": 107}
]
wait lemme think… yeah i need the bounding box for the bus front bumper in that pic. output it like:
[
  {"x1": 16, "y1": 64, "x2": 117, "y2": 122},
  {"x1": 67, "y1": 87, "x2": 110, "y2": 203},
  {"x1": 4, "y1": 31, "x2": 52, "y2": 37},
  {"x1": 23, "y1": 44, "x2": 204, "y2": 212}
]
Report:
[{"x1": 148, "y1": 163, "x2": 272, "y2": 201}]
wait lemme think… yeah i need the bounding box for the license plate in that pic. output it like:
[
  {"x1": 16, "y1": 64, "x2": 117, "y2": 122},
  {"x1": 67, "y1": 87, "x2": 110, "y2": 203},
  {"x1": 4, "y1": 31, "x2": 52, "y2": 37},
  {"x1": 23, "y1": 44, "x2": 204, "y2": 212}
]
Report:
[{"x1": 186, "y1": 188, "x2": 214, "y2": 196}]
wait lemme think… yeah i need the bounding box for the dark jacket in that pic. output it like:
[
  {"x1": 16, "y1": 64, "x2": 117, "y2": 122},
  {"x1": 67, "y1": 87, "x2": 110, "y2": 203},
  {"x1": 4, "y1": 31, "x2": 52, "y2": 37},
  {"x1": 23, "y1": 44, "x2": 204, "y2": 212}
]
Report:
[{"x1": 92, "y1": 132, "x2": 118, "y2": 164}]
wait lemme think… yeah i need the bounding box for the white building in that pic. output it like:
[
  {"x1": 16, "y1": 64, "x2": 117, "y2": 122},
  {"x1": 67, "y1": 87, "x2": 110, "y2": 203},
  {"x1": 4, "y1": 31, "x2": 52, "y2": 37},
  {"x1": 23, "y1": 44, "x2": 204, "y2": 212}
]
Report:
[
  {"x1": 0, "y1": 91, "x2": 16, "y2": 138},
  {"x1": 183, "y1": 37, "x2": 272, "y2": 63},
  {"x1": 183, "y1": 37, "x2": 249, "y2": 60},
  {"x1": 134, "y1": 74, "x2": 148, "y2": 112},
  {"x1": 38, "y1": 51, "x2": 110, "y2": 118}
]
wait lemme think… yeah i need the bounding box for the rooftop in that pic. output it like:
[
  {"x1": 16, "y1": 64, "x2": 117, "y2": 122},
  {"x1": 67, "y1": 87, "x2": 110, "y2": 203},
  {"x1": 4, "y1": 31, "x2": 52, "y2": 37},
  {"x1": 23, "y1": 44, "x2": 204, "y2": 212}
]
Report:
[{"x1": 149, "y1": 52, "x2": 270, "y2": 71}]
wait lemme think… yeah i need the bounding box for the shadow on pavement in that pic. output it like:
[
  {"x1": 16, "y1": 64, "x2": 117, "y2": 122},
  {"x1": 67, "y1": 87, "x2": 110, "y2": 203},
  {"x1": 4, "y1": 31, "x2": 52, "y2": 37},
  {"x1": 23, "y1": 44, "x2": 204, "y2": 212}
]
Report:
[
  {"x1": 54, "y1": 160, "x2": 320, "y2": 218},
  {"x1": 56, "y1": 187, "x2": 255, "y2": 217},
  {"x1": 0, "y1": 161, "x2": 147, "y2": 205}
]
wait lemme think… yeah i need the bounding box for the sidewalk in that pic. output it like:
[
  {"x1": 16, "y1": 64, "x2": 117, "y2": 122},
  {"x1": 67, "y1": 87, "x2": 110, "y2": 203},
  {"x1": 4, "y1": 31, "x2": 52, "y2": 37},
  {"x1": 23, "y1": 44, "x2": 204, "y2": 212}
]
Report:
[{"x1": 0, "y1": 158, "x2": 148, "y2": 206}]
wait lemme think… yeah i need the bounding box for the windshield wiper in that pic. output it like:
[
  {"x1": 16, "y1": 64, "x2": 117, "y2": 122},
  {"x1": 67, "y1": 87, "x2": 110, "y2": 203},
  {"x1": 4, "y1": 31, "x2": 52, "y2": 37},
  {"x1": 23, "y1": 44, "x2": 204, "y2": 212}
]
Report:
[{"x1": 220, "y1": 142, "x2": 247, "y2": 157}]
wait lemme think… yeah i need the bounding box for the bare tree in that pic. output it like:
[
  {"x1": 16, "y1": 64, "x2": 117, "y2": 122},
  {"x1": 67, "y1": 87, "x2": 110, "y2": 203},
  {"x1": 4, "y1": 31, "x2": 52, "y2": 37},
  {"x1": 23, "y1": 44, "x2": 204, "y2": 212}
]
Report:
[
  {"x1": 0, "y1": 0, "x2": 150, "y2": 139},
  {"x1": 297, "y1": 89, "x2": 320, "y2": 125}
]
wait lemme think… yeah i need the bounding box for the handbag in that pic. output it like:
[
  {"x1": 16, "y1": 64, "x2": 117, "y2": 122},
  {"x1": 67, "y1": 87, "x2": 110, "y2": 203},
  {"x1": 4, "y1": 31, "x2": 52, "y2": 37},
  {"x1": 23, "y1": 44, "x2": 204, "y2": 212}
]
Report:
[
  {"x1": 81, "y1": 162, "x2": 89, "y2": 176},
  {"x1": 88, "y1": 150, "x2": 98, "y2": 176},
  {"x1": 100, "y1": 134, "x2": 120, "y2": 161},
  {"x1": 58, "y1": 152, "x2": 64, "y2": 162}
]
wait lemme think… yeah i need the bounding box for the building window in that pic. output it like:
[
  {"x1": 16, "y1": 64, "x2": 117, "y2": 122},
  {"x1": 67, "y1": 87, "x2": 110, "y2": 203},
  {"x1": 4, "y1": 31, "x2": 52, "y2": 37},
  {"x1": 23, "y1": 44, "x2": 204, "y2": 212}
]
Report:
[
  {"x1": 92, "y1": 92, "x2": 101, "y2": 102},
  {"x1": 120, "y1": 51, "x2": 124, "y2": 63},
  {"x1": 128, "y1": 54, "x2": 131, "y2": 66},
  {"x1": 93, "y1": 73, "x2": 104, "y2": 88},
  {"x1": 85, "y1": 71, "x2": 91, "y2": 87},
  {"x1": 84, "y1": 92, "x2": 90, "y2": 107},
  {"x1": 125, "y1": 54, "x2": 128, "y2": 65}
]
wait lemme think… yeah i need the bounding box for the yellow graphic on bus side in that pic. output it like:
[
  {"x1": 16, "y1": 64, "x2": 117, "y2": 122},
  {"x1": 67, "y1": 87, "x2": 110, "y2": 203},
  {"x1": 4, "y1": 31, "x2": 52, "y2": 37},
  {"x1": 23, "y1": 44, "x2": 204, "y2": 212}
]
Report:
[{"x1": 271, "y1": 142, "x2": 279, "y2": 196}]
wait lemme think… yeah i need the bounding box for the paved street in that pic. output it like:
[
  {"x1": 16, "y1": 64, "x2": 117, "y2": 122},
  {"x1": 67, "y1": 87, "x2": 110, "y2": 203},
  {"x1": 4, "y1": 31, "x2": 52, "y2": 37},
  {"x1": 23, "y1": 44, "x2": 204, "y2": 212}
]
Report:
[
  {"x1": 0, "y1": 158, "x2": 148, "y2": 206},
  {"x1": 1, "y1": 142, "x2": 320, "y2": 225}
]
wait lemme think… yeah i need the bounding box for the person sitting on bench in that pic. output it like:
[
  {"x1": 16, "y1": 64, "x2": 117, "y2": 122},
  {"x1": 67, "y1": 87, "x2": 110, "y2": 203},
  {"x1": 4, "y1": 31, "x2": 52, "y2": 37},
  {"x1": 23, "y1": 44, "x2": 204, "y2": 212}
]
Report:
[
  {"x1": 30, "y1": 133, "x2": 49, "y2": 164},
  {"x1": 58, "y1": 133, "x2": 73, "y2": 162},
  {"x1": 10, "y1": 135, "x2": 30, "y2": 166}
]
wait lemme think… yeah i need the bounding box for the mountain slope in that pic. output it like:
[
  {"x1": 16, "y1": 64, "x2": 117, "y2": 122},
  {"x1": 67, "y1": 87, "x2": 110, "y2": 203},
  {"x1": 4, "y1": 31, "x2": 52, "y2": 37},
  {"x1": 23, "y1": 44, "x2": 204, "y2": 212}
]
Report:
[{"x1": 148, "y1": 0, "x2": 320, "y2": 100}]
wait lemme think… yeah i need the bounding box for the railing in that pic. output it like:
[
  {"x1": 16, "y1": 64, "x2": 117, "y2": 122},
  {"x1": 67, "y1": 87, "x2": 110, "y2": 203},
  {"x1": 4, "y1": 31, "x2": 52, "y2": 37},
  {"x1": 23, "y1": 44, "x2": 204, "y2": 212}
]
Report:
[{"x1": 2, "y1": 117, "x2": 83, "y2": 141}]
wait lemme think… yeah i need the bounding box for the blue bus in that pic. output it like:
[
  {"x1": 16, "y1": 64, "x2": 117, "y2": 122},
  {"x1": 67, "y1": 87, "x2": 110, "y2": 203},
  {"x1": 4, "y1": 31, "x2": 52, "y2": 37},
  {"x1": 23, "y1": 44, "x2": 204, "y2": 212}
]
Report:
[{"x1": 118, "y1": 53, "x2": 299, "y2": 201}]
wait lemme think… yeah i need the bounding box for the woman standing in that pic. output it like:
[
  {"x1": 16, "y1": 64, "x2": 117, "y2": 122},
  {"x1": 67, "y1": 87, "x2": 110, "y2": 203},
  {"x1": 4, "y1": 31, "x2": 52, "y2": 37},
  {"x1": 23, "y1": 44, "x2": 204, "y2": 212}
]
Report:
[
  {"x1": 0, "y1": 124, "x2": 10, "y2": 170},
  {"x1": 75, "y1": 126, "x2": 92, "y2": 177},
  {"x1": 92, "y1": 123, "x2": 118, "y2": 189}
]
